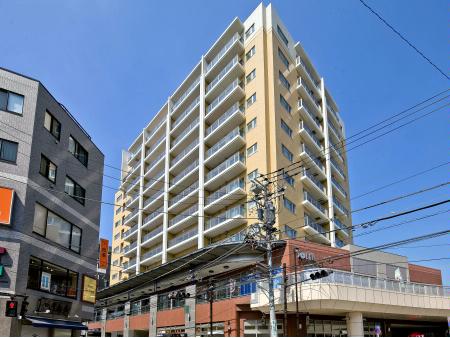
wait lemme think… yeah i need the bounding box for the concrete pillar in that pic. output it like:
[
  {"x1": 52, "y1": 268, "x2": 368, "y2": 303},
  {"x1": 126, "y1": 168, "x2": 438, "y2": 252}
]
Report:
[
  {"x1": 346, "y1": 312, "x2": 363, "y2": 337},
  {"x1": 123, "y1": 301, "x2": 130, "y2": 337},
  {"x1": 101, "y1": 308, "x2": 107, "y2": 337},
  {"x1": 149, "y1": 295, "x2": 158, "y2": 337},
  {"x1": 185, "y1": 284, "x2": 197, "y2": 337}
]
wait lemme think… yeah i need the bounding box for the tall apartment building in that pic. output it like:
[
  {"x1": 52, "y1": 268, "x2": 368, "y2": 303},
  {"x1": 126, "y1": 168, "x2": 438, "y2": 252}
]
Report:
[
  {"x1": 0, "y1": 68, "x2": 104, "y2": 336},
  {"x1": 111, "y1": 3, "x2": 351, "y2": 282}
]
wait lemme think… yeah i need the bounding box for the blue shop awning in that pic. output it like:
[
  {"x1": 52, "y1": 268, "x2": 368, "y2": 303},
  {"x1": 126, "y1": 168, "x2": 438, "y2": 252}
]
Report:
[{"x1": 25, "y1": 316, "x2": 88, "y2": 330}]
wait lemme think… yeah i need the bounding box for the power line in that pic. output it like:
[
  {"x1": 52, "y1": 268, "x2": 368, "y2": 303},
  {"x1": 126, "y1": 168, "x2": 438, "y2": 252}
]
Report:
[{"x1": 358, "y1": 0, "x2": 450, "y2": 80}]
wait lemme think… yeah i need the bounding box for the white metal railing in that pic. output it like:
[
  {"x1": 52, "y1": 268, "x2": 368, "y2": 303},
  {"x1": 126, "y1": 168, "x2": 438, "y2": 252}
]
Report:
[
  {"x1": 206, "y1": 55, "x2": 240, "y2": 93},
  {"x1": 141, "y1": 245, "x2": 162, "y2": 261},
  {"x1": 304, "y1": 214, "x2": 327, "y2": 236},
  {"x1": 143, "y1": 191, "x2": 164, "y2": 209},
  {"x1": 144, "y1": 170, "x2": 164, "y2": 191},
  {"x1": 145, "y1": 135, "x2": 165, "y2": 157},
  {"x1": 123, "y1": 240, "x2": 137, "y2": 253},
  {"x1": 146, "y1": 152, "x2": 165, "y2": 172},
  {"x1": 168, "y1": 227, "x2": 198, "y2": 248},
  {"x1": 330, "y1": 157, "x2": 346, "y2": 179},
  {"x1": 303, "y1": 190, "x2": 326, "y2": 215},
  {"x1": 327, "y1": 103, "x2": 340, "y2": 123},
  {"x1": 171, "y1": 138, "x2": 199, "y2": 166},
  {"x1": 333, "y1": 197, "x2": 349, "y2": 217},
  {"x1": 333, "y1": 217, "x2": 349, "y2": 236},
  {"x1": 297, "y1": 78, "x2": 321, "y2": 111},
  {"x1": 123, "y1": 258, "x2": 136, "y2": 269},
  {"x1": 169, "y1": 181, "x2": 199, "y2": 206},
  {"x1": 328, "y1": 120, "x2": 342, "y2": 139},
  {"x1": 142, "y1": 225, "x2": 163, "y2": 243},
  {"x1": 330, "y1": 143, "x2": 345, "y2": 162},
  {"x1": 331, "y1": 176, "x2": 347, "y2": 198},
  {"x1": 169, "y1": 205, "x2": 198, "y2": 228},
  {"x1": 124, "y1": 208, "x2": 139, "y2": 223},
  {"x1": 206, "y1": 33, "x2": 241, "y2": 73},
  {"x1": 145, "y1": 118, "x2": 166, "y2": 142},
  {"x1": 299, "y1": 120, "x2": 323, "y2": 150},
  {"x1": 206, "y1": 178, "x2": 245, "y2": 205},
  {"x1": 172, "y1": 117, "x2": 199, "y2": 148},
  {"x1": 300, "y1": 143, "x2": 324, "y2": 172},
  {"x1": 205, "y1": 204, "x2": 246, "y2": 230},
  {"x1": 206, "y1": 152, "x2": 245, "y2": 182},
  {"x1": 301, "y1": 169, "x2": 325, "y2": 192},
  {"x1": 206, "y1": 127, "x2": 244, "y2": 159},
  {"x1": 298, "y1": 99, "x2": 321, "y2": 130},
  {"x1": 206, "y1": 79, "x2": 240, "y2": 114},
  {"x1": 171, "y1": 160, "x2": 199, "y2": 186},
  {"x1": 171, "y1": 76, "x2": 201, "y2": 113},
  {"x1": 295, "y1": 56, "x2": 320, "y2": 89},
  {"x1": 206, "y1": 102, "x2": 244, "y2": 136},
  {"x1": 127, "y1": 148, "x2": 141, "y2": 163},
  {"x1": 143, "y1": 207, "x2": 163, "y2": 225},
  {"x1": 172, "y1": 96, "x2": 200, "y2": 130},
  {"x1": 126, "y1": 176, "x2": 140, "y2": 192}
]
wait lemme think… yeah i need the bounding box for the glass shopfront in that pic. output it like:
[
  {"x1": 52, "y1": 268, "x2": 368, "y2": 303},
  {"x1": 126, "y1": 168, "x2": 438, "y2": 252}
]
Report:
[{"x1": 307, "y1": 319, "x2": 347, "y2": 337}]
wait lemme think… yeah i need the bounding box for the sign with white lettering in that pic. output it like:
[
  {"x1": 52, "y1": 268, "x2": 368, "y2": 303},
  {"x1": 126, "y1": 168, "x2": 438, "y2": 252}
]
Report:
[{"x1": 297, "y1": 251, "x2": 315, "y2": 262}]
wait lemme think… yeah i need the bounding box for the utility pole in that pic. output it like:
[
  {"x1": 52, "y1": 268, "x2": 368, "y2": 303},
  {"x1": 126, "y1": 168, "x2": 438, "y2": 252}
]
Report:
[
  {"x1": 293, "y1": 248, "x2": 300, "y2": 336},
  {"x1": 249, "y1": 177, "x2": 285, "y2": 337},
  {"x1": 282, "y1": 263, "x2": 288, "y2": 337},
  {"x1": 208, "y1": 280, "x2": 214, "y2": 337}
]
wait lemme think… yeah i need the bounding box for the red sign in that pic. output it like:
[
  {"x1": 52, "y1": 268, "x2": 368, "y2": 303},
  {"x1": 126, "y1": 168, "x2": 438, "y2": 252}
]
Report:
[
  {"x1": 0, "y1": 187, "x2": 14, "y2": 225},
  {"x1": 99, "y1": 238, "x2": 109, "y2": 269}
]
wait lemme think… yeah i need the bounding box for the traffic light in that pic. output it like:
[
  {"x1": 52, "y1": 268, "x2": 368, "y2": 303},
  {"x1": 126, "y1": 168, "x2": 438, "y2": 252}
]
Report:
[
  {"x1": 0, "y1": 246, "x2": 7, "y2": 277},
  {"x1": 309, "y1": 270, "x2": 333, "y2": 281},
  {"x1": 5, "y1": 300, "x2": 18, "y2": 317}
]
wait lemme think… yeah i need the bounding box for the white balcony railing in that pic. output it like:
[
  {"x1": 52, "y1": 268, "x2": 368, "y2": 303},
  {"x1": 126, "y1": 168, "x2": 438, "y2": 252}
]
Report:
[
  {"x1": 303, "y1": 190, "x2": 326, "y2": 215},
  {"x1": 301, "y1": 169, "x2": 325, "y2": 193},
  {"x1": 172, "y1": 117, "x2": 199, "y2": 148},
  {"x1": 205, "y1": 204, "x2": 245, "y2": 230},
  {"x1": 206, "y1": 127, "x2": 244, "y2": 159},
  {"x1": 172, "y1": 96, "x2": 200, "y2": 130},
  {"x1": 206, "y1": 33, "x2": 241, "y2": 73},
  {"x1": 169, "y1": 205, "x2": 198, "y2": 228},
  {"x1": 206, "y1": 102, "x2": 244, "y2": 136},
  {"x1": 169, "y1": 181, "x2": 199, "y2": 206},
  {"x1": 206, "y1": 152, "x2": 245, "y2": 182},
  {"x1": 299, "y1": 121, "x2": 323, "y2": 150},
  {"x1": 206, "y1": 55, "x2": 240, "y2": 93},
  {"x1": 141, "y1": 245, "x2": 162, "y2": 261},
  {"x1": 206, "y1": 178, "x2": 244, "y2": 205},
  {"x1": 206, "y1": 79, "x2": 240, "y2": 114},
  {"x1": 171, "y1": 76, "x2": 201, "y2": 113},
  {"x1": 168, "y1": 227, "x2": 198, "y2": 248},
  {"x1": 171, "y1": 160, "x2": 199, "y2": 186}
]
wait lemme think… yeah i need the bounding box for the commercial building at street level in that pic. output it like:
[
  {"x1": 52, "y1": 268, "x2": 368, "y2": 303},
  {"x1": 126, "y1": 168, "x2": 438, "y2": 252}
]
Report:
[
  {"x1": 110, "y1": 2, "x2": 352, "y2": 286},
  {"x1": 0, "y1": 68, "x2": 104, "y2": 336},
  {"x1": 89, "y1": 240, "x2": 450, "y2": 336}
]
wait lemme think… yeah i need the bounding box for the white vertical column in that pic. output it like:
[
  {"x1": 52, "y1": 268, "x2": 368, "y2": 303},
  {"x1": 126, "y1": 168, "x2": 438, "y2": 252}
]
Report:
[
  {"x1": 135, "y1": 132, "x2": 145, "y2": 274},
  {"x1": 162, "y1": 99, "x2": 171, "y2": 263},
  {"x1": 321, "y1": 78, "x2": 336, "y2": 247},
  {"x1": 198, "y1": 57, "x2": 206, "y2": 249}
]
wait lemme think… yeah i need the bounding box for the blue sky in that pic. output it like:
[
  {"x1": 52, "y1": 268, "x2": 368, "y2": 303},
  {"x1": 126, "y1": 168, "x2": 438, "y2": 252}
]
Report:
[{"x1": 1, "y1": 0, "x2": 448, "y2": 282}]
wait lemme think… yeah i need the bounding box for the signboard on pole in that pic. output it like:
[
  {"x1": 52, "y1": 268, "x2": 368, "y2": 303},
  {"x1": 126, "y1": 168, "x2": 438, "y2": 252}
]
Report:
[
  {"x1": 99, "y1": 238, "x2": 109, "y2": 270},
  {"x1": 0, "y1": 187, "x2": 14, "y2": 225}
]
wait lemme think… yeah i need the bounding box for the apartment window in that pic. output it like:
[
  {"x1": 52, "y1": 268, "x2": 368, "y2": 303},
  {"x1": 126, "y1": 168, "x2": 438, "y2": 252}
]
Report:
[
  {"x1": 247, "y1": 143, "x2": 257, "y2": 157},
  {"x1": 65, "y1": 176, "x2": 86, "y2": 205},
  {"x1": 39, "y1": 154, "x2": 57, "y2": 183},
  {"x1": 246, "y1": 46, "x2": 256, "y2": 61},
  {"x1": 284, "y1": 225, "x2": 297, "y2": 239},
  {"x1": 279, "y1": 71, "x2": 290, "y2": 90},
  {"x1": 115, "y1": 206, "x2": 121, "y2": 215},
  {"x1": 33, "y1": 203, "x2": 82, "y2": 253},
  {"x1": 248, "y1": 169, "x2": 259, "y2": 181},
  {"x1": 0, "y1": 138, "x2": 18, "y2": 163},
  {"x1": 27, "y1": 256, "x2": 78, "y2": 299},
  {"x1": 113, "y1": 246, "x2": 120, "y2": 254},
  {"x1": 281, "y1": 119, "x2": 292, "y2": 138},
  {"x1": 113, "y1": 259, "x2": 119, "y2": 267},
  {"x1": 116, "y1": 194, "x2": 123, "y2": 202},
  {"x1": 245, "y1": 24, "x2": 255, "y2": 39},
  {"x1": 278, "y1": 48, "x2": 289, "y2": 68},
  {"x1": 280, "y1": 95, "x2": 291, "y2": 113},
  {"x1": 44, "y1": 111, "x2": 61, "y2": 140},
  {"x1": 115, "y1": 220, "x2": 121, "y2": 228},
  {"x1": 114, "y1": 233, "x2": 120, "y2": 241},
  {"x1": 246, "y1": 117, "x2": 257, "y2": 132},
  {"x1": 281, "y1": 144, "x2": 293, "y2": 162},
  {"x1": 0, "y1": 89, "x2": 24, "y2": 115},
  {"x1": 277, "y1": 25, "x2": 289, "y2": 46},
  {"x1": 283, "y1": 172, "x2": 294, "y2": 187},
  {"x1": 246, "y1": 69, "x2": 256, "y2": 83},
  {"x1": 283, "y1": 197, "x2": 296, "y2": 214},
  {"x1": 68, "y1": 135, "x2": 88, "y2": 167},
  {"x1": 246, "y1": 93, "x2": 256, "y2": 107}
]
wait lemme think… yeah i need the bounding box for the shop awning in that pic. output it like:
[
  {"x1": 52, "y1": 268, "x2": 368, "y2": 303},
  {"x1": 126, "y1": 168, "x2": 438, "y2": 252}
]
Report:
[{"x1": 25, "y1": 316, "x2": 88, "y2": 330}]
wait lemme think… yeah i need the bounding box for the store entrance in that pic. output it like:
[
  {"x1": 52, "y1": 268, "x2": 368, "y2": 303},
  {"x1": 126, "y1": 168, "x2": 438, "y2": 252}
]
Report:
[{"x1": 389, "y1": 322, "x2": 447, "y2": 337}]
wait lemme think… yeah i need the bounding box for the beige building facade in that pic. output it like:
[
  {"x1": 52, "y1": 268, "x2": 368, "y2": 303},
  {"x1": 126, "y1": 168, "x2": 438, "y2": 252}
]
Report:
[{"x1": 111, "y1": 3, "x2": 351, "y2": 284}]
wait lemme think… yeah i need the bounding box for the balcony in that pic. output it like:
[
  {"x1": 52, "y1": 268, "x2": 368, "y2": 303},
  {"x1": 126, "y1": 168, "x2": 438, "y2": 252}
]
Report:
[
  {"x1": 171, "y1": 96, "x2": 200, "y2": 133},
  {"x1": 126, "y1": 176, "x2": 141, "y2": 194},
  {"x1": 333, "y1": 217, "x2": 349, "y2": 237},
  {"x1": 333, "y1": 197, "x2": 349, "y2": 218},
  {"x1": 205, "y1": 127, "x2": 245, "y2": 168},
  {"x1": 295, "y1": 56, "x2": 321, "y2": 93},
  {"x1": 144, "y1": 152, "x2": 165, "y2": 178},
  {"x1": 168, "y1": 181, "x2": 198, "y2": 213},
  {"x1": 170, "y1": 138, "x2": 199, "y2": 170},
  {"x1": 127, "y1": 147, "x2": 141, "y2": 165},
  {"x1": 143, "y1": 190, "x2": 164, "y2": 212},
  {"x1": 335, "y1": 237, "x2": 346, "y2": 248},
  {"x1": 144, "y1": 134, "x2": 165, "y2": 160},
  {"x1": 205, "y1": 152, "x2": 246, "y2": 190},
  {"x1": 126, "y1": 192, "x2": 140, "y2": 209},
  {"x1": 302, "y1": 190, "x2": 327, "y2": 221},
  {"x1": 142, "y1": 207, "x2": 164, "y2": 230},
  {"x1": 303, "y1": 214, "x2": 330, "y2": 244},
  {"x1": 122, "y1": 224, "x2": 139, "y2": 242},
  {"x1": 170, "y1": 160, "x2": 199, "y2": 193},
  {"x1": 206, "y1": 55, "x2": 244, "y2": 101},
  {"x1": 205, "y1": 178, "x2": 246, "y2": 214},
  {"x1": 123, "y1": 208, "x2": 139, "y2": 227},
  {"x1": 205, "y1": 78, "x2": 245, "y2": 124},
  {"x1": 145, "y1": 118, "x2": 166, "y2": 144},
  {"x1": 330, "y1": 143, "x2": 345, "y2": 163},
  {"x1": 123, "y1": 240, "x2": 138, "y2": 257},
  {"x1": 330, "y1": 157, "x2": 346, "y2": 181},
  {"x1": 167, "y1": 226, "x2": 198, "y2": 254},
  {"x1": 300, "y1": 169, "x2": 327, "y2": 199},
  {"x1": 141, "y1": 225, "x2": 163, "y2": 247},
  {"x1": 327, "y1": 103, "x2": 341, "y2": 126},
  {"x1": 171, "y1": 76, "x2": 201, "y2": 115},
  {"x1": 143, "y1": 170, "x2": 164, "y2": 195},
  {"x1": 297, "y1": 77, "x2": 322, "y2": 114},
  {"x1": 122, "y1": 258, "x2": 136, "y2": 272},
  {"x1": 331, "y1": 176, "x2": 347, "y2": 199},
  {"x1": 299, "y1": 143, "x2": 326, "y2": 179},
  {"x1": 204, "y1": 204, "x2": 246, "y2": 237},
  {"x1": 298, "y1": 99, "x2": 322, "y2": 134},
  {"x1": 299, "y1": 120, "x2": 323, "y2": 153},
  {"x1": 328, "y1": 119, "x2": 342, "y2": 141},
  {"x1": 205, "y1": 103, "x2": 245, "y2": 144},
  {"x1": 140, "y1": 245, "x2": 162, "y2": 265},
  {"x1": 168, "y1": 204, "x2": 198, "y2": 233},
  {"x1": 206, "y1": 33, "x2": 243, "y2": 76},
  {"x1": 171, "y1": 117, "x2": 199, "y2": 153}
]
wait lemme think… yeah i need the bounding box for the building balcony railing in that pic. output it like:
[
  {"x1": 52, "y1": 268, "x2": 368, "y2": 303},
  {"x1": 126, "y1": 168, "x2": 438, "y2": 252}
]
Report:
[
  {"x1": 142, "y1": 225, "x2": 163, "y2": 243},
  {"x1": 146, "y1": 152, "x2": 165, "y2": 172},
  {"x1": 144, "y1": 170, "x2": 164, "y2": 191},
  {"x1": 303, "y1": 190, "x2": 326, "y2": 215},
  {"x1": 206, "y1": 33, "x2": 242, "y2": 73},
  {"x1": 127, "y1": 149, "x2": 141, "y2": 163},
  {"x1": 206, "y1": 178, "x2": 245, "y2": 205},
  {"x1": 295, "y1": 56, "x2": 320, "y2": 90},
  {"x1": 206, "y1": 102, "x2": 244, "y2": 136},
  {"x1": 333, "y1": 197, "x2": 349, "y2": 217},
  {"x1": 304, "y1": 214, "x2": 327, "y2": 237},
  {"x1": 331, "y1": 176, "x2": 347, "y2": 198},
  {"x1": 171, "y1": 138, "x2": 199, "y2": 166},
  {"x1": 206, "y1": 55, "x2": 240, "y2": 93},
  {"x1": 206, "y1": 152, "x2": 245, "y2": 182},
  {"x1": 123, "y1": 258, "x2": 136, "y2": 270},
  {"x1": 327, "y1": 103, "x2": 340, "y2": 124},
  {"x1": 335, "y1": 237, "x2": 346, "y2": 248},
  {"x1": 206, "y1": 79, "x2": 240, "y2": 115},
  {"x1": 123, "y1": 240, "x2": 137, "y2": 254},
  {"x1": 205, "y1": 204, "x2": 245, "y2": 231},
  {"x1": 143, "y1": 191, "x2": 164, "y2": 209},
  {"x1": 169, "y1": 181, "x2": 199, "y2": 207},
  {"x1": 141, "y1": 245, "x2": 162, "y2": 261},
  {"x1": 168, "y1": 227, "x2": 198, "y2": 248},
  {"x1": 297, "y1": 78, "x2": 321, "y2": 112},
  {"x1": 123, "y1": 224, "x2": 139, "y2": 238},
  {"x1": 143, "y1": 207, "x2": 163, "y2": 225},
  {"x1": 301, "y1": 169, "x2": 325, "y2": 193},
  {"x1": 145, "y1": 118, "x2": 166, "y2": 142},
  {"x1": 169, "y1": 205, "x2": 198, "y2": 228},
  {"x1": 171, "y1": 160, "x2": 199, "y2": 186},
  {"x1": 171, "y1": 76, "x2": 201, "y2": 113},
  {"x1": 300, "y1": 143, "x2": 324, "y2": 172},
  {"x1": 172, "y1": 96, "x2": 200, "y2": 130},
  {"x1": 206, "y1": 127, "x2": 244, "y2": 159},
  {"x1": 145, "y1": 135, "x2": 165, "y2": 158},
  {"x1": 298, "y1": 99, "x2": 321, "y2": 130},
  {"x1": 328, "y1": 120, "x2": 342, "y2": 140},
  {"x1": 330, "y1": 157, "x2": 346, "y2": 180},
  {"x1": 172, "y1": 117, "x2": 199, "y2": 148},
  {"x1": 299, "y1": 120, "x2": 323, "y2": 151},
  {"x1": 124, "y1": 208, "x2": 139, "y2": 223},
  {"x1": 330, "y1": 143, "x2": 345, "y2": 163},
  {"x1": 333, "y1": 217, "x2": 349, "y2": 236},
  {"x1": 126, "y1": 176, "x2": 140, "y2": 192}
]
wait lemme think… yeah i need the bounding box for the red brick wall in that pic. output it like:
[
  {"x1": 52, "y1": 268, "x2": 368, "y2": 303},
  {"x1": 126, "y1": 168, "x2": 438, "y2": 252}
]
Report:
[
  {"x1": 409, "y1": 263, "x2": 442, "y2": 285},
  {"x1": 105, "y1": 318, "x2": 123, "y2": 333},
  {"x1": 156, "y1": 307, "x2": 184, "y2": 327},
  {"x1": 129, "y1": 313, "x2": 150, "y2": 330}
]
